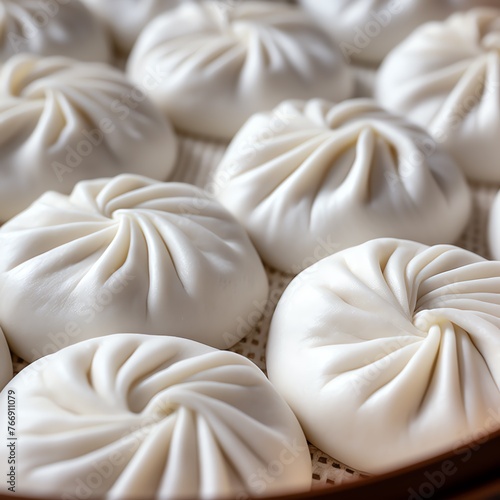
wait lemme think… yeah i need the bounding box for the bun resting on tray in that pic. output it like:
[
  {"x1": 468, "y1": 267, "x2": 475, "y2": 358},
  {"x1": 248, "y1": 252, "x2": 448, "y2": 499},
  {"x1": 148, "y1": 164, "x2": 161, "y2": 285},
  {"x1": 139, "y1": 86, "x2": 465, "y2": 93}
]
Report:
[
  {"x1": 0, "y1": 0, "x2": 111, "y2": 63},
  {"x1": 0, "y1": 54, "x2": 178, "y2": 222},
  {"x1": 376, "y1": 8, "x2": 500, "y2": 183},
  {"x1": 214, "y1": 99, "x2": 472, "y2": 274},
  {"x1": 267, "y1": 238, "x2": 500, "y2": 474},
  {"x1": 126, "y1": 1, "x2": 354, "y2": 140},
  {"x1": 298, "y1": 0, "x2": 454, "y2": 65},
  {"x1": 0, "y1": 334, "x2": 312, "y2": 499},
  {"x1": 0, "y1": 175, "x2": 269, "y2": 362},
  {"x1": 0, "y1": 327, "x2": 12, "y2": 391}
]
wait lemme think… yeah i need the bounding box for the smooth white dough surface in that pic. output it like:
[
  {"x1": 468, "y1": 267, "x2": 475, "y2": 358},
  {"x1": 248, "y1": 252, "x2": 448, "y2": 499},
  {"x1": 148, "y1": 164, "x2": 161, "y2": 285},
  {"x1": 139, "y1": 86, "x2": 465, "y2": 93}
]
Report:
[
  {"x1": 0, "y1": 327, "x2": 12, "y2": 391},
  {"x1": 489, "y1": 190, "x2": 500, "y2": 260},
  {"x1": 0, "y1": 175, "x2": 269, "y2": 362},
  {"x1": 298, "y1": 0, "x2": 454, "y2": 65},
  {"x1": 0, "y1": 54, "x2": 178, "y2": 222},
  {"x1": 127, "y1": 1, "x2": 354, "y2": 140},
  {"x1": 0, "y1": 334, "x2": 312, "y2": 498},
  {"x1": 214, "y1": 99, "x2": 472, "y2": 274},
  {"x1": 376, "y1": 8, "x2": 500, "y2": 183},
  {"x1": 0, "y1": 0, "x2": 111, "y2": 63},
  {"x1": 266, "y1": 238, "x2": 500, "y2": 474}
]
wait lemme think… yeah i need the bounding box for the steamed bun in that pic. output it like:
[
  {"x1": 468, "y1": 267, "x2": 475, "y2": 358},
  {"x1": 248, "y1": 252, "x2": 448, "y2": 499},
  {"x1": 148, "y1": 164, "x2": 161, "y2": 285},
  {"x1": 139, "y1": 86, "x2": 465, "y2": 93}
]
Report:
[
  {"x1": 267, "y1": 238, "x2": 500, "y2": 474},
  {"x1": 0, "y1": 174, "x2": 269, "y2": 362},
  {"x1": 0, "y1": 54, "x2": 177, "y2": 222},
  {"x1": 0, "y1": 334, "x2": 312, "y2": 498},
  {"x1": 376, "y1": 8, "x2": 500, "y2": 183},
  {"x1": 0, "y1": 0, "x2": 111, "y2": 63},
  {"x1": 214, "y1": 99, "x2": 471, "y2": 273},
  {"x1": 298, "y1": 0, "x2": 453, "y2": 65},
  {"x1": 127, "y1": 1, "x2": 354, "y2": 140}
]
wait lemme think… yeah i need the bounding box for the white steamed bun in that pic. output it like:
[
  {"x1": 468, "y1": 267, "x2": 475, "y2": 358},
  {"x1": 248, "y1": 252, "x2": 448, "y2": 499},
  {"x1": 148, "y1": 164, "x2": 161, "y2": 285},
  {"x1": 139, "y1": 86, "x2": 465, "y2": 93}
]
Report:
[
  {"x1": 0, "y1": 334, "x2": 312, "y2": 499},
  {"x1": 214, "y1": 99, "x2": 471, "y2": 273},
  {"x1": 376, "y1": 8, "x2": 500, "y2": 183},
  {"x1": 0, "y1": 54, "x2": 178, "y2": 222},
  {"x1": 298, "y1": 0, "x2": 453, "y2": 65},
  {"x1": 0, "y1": 0, "x2": 111, "y2": 63},
  {"x1": 127, "y1": 1, "x2": 354, "y2": 140},
  {"x1": 0, "y1": 174, "x2": 269, "y2": 362},
  {"x1": 267, "y1": 238, "x2": 500, "y2": 474}
]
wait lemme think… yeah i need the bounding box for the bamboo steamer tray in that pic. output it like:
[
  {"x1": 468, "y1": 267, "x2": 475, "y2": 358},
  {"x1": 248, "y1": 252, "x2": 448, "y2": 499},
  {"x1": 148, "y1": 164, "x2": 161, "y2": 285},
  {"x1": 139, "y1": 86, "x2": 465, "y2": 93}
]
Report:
[{"x1": 8, "y1": 133, "x2": 499, "y2": 499}]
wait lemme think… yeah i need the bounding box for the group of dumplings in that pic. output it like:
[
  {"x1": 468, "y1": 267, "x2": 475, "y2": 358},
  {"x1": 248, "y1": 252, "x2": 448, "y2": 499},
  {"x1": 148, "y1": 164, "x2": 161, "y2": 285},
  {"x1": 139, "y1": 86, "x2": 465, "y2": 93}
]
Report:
[{"x1": 0, "y1": 0, "x2": 499, "y2": 498}]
